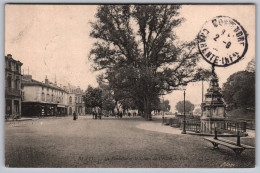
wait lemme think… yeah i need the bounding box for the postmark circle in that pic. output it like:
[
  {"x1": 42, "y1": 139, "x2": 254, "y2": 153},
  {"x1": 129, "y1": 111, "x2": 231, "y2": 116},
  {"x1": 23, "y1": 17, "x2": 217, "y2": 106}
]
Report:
[{"x1": 197, "y1": 16, "x2": 248, "y2": 67}]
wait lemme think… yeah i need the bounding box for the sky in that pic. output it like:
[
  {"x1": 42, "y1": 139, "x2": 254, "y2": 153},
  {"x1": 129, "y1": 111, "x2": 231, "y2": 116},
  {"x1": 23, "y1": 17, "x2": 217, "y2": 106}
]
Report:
[{"x1": 5, "y1": 5, "x2": 255, "y2": 112}]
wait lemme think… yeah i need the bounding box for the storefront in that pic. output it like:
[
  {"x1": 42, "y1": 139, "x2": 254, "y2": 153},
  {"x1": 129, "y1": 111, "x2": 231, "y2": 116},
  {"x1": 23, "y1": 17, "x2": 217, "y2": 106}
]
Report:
[
  {"x1": 22, "y1": 101, "x2": 58, "y2": 117},
  {"x1": 57, "y1": 105, "x2": 67, "y2": 116}
]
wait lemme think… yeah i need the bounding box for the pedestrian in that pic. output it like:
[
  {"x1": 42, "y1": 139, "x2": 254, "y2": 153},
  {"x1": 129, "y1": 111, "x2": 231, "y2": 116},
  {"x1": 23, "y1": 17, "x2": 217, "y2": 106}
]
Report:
[
  {"x1": 73, "y1": 111, "x2": 77, "y2": 120},
  {"x1": 95, "y1": 111, "x2": 98, "y2": 119},
  {"x1": 92, "y1": 111, "x2": 95, "y2": 119},
  {"x1": 120, "y1": 112, "x2": 123, "y2": 118}
]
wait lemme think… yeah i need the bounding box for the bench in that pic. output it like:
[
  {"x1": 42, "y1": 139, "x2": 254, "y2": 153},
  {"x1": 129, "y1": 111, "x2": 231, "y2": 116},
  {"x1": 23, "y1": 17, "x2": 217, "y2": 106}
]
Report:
[{"x1": 204, "y1": 128, "x2": 255, "y2": 155}]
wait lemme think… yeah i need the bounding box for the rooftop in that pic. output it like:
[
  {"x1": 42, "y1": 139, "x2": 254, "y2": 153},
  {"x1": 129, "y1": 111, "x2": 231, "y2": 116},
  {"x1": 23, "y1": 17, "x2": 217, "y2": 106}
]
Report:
[{"x1": 22, "y1": 75, "x2": 68, "y2": 93}]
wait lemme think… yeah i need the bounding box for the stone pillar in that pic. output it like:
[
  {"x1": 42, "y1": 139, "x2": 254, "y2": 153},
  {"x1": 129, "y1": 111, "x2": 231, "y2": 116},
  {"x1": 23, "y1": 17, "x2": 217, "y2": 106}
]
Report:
[
  {"x1": 11, "y1": 99, "x2": 15, "y2": 117},
  {"x1": 19, "y1": 99, "x2": 22, "y2": 117}
]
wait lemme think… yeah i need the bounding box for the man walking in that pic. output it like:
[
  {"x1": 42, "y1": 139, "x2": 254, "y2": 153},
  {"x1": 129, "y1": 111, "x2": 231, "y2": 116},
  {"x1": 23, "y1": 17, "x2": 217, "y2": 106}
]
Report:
[
  {"x1": 92, "y1": 111, "x2": 95, "y2": 119},
  {"x1": 95, "y1": 111, "x2": 98, "y2": 119},
  {"x1": 73, "y1": 111, "x2": 77, "y2": 120}
]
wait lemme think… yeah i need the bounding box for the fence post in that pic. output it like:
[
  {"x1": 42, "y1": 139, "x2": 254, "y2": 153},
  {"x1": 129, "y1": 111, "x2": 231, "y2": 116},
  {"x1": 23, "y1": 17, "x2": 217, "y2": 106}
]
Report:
[
  {"x1": 214, "y1": 127, "x2": 218, "y2": 140},
  {"x1": 243, "y1": 122, "x2": 247, "y2": 132},
  {"x1": 237, "y1": 131, "x2": 241, "y2": 146}
]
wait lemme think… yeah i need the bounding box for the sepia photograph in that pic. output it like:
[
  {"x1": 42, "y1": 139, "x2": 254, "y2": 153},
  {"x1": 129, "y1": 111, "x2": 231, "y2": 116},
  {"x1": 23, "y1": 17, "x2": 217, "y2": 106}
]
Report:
[{"x1": 4, "y1": 4, "x2": 255, "y2": 168}]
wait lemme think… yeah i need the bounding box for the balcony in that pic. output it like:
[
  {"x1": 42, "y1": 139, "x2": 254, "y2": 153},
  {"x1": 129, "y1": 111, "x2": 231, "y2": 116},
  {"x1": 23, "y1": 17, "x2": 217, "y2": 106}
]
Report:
[
  {"x1": 5, "y1": 67, "x2": 22, "y2": 75},
  {"x1": 5, "y1": 87, "x2": 21, "y2": 97}
]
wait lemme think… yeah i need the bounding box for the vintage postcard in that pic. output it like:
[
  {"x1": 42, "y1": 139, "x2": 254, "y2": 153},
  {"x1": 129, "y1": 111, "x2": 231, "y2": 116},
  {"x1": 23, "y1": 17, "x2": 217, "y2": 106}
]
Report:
[{"x1": 4, "y1": 4, "x2": 255, "y2": 168}]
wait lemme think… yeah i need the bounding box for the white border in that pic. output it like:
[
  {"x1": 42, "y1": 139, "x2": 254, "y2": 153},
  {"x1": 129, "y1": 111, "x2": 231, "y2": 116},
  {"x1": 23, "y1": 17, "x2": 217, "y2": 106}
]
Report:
[{"x1": 0, "y1": 1, "x2": 258, "y2": 173}]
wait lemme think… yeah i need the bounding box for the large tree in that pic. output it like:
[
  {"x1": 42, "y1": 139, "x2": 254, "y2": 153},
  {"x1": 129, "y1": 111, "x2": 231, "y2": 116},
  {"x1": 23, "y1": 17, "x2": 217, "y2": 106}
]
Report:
[
  {"x1": 89, "y1": 5, "x2": 210, "y2": 120},
  {"x1": 222, "y1": 71, "x2": 255, "y2": 109}
]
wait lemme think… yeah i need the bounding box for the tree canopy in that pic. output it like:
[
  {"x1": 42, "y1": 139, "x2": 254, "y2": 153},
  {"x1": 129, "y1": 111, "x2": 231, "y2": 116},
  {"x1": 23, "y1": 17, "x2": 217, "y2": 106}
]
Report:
[
  {"x1": 175, "y1": 100, "x2": 195, "y2": 113},
  {"x1": 222, "y1": 71, "x2": 255, "y2": 109},
  {"x1": 161, "y1": 99, "x2": 171, "y2": 112},
  {"x1": 89, "y1": 5, "x2": 211, "y2": 120},
  {"x1": 84, "y1": 86, "x2": 103, "y2": 109},
  {"x1": 246, "y1": 58, "x2": 255, "y2": 73}
]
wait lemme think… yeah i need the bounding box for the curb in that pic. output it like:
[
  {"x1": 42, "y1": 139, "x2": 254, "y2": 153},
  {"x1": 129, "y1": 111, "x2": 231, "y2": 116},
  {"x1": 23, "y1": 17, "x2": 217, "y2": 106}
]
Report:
[
  {"x1": 17, "y1": 118, "x2": 38, "y2": 121},
  {"x1": 5, "y1": 118, "x2": 39, "y2": 122},
  {"x1": 186, "y1": 131, "x2": 237, "y2": 137}
]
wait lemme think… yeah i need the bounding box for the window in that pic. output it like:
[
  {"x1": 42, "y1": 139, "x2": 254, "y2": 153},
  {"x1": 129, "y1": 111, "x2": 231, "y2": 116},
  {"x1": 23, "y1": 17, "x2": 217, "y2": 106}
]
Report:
[
  {"x1": 42, "y1": 87, "x2": 44, "y2": 91},
  {"x1": 15, "y1": 79, "x2": 20, "y2": 90},
  {"x1": 8, "y1": 61, "x2": 11, "y2": 69},
  {"x1": 7, "y1": 76, "x2": 12, "y2": 88},
  {"x1": 41, "y1": 92, "x2": 45, "y2": 101},
  {"x1": 16, "y1": 64, "x2": 19, "y2": 72},
  {"x1": 75, "y1": 97, "x2": 77, "y2": 103},
  {"x1": 47, "y1": 94, "x2": 50, "y2": 102},
  {"x1": 69, "y1": 96, "x2": 72, "y2": 104}
]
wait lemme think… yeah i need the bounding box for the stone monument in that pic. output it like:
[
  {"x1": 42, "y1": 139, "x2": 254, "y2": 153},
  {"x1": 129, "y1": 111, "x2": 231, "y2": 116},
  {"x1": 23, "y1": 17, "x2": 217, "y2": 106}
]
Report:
[{"x1": 200, "y1": 69, "x2": 226, "y2": 134}]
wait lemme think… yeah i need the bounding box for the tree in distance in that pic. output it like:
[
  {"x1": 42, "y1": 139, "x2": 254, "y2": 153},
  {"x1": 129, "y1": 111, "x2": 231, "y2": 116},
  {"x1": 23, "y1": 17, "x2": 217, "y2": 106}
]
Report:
[
  {"x1": 161, "y1": 99, "x2": 171, "y2": 112},
  {"x1": 89, "y1": 5, "x2": 211, "y2": 120},
  {"x1": 84, "y1": 86, "x2": 103, "y2": 111},
  {"x1": 175, "y1": 100, "x2": 195, "y2": 114},
  {"x1": 193, "y1": 107, "x2": 202, "y2": 115}
]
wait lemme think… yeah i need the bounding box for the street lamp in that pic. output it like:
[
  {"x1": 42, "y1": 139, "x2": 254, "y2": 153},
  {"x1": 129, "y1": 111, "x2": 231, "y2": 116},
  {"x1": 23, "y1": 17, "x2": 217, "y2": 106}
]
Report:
[
  {"x1": 181, "y1": 83, "x2": 187, "y2": 134},
  {"x1": 162, "y1": 95, "x2": 165, "y2": 120}
]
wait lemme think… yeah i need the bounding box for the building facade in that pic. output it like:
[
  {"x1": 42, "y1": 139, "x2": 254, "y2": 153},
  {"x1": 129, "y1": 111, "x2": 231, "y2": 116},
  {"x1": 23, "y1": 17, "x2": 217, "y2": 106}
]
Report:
[
  {"x1": 64, "y1": 84, "x2": 85, "y2": 116},
  {"x1": 5, "y1": 54, "x2": 23, "y2": 119},
  {"x1": 21, "y1": 75, "x2": 68, "y2": 117}
]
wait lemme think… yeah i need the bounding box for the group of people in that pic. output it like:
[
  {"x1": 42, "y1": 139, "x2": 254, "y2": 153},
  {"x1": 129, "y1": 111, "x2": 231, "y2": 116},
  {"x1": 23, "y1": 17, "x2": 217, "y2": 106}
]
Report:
[
  {"x1": 116, "y1": 112, "x2": 123, "y2": 118},
  {"x1": 92, "y1": 111, "x2": 102, "y2": 120},
  {"x1": 73, "y1": 111, "x2": 138, "y2": 120},
  {"x1": 116, "y1": 112, "x2": 137, "y2": 118}
]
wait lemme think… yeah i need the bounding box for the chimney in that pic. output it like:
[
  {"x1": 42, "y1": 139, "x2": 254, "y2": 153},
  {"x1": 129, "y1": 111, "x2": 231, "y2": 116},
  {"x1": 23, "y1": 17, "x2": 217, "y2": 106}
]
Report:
[
  {"x1": 7, "y1": 54, "x2": 12, "y2": 58},
  {"x1": 45, "y1": 76, "x2": 49, "y2": 85}
]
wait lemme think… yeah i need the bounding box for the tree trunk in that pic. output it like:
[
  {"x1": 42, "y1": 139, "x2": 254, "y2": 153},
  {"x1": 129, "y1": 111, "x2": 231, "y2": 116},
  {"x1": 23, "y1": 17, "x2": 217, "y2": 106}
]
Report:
[{"x1": 143, "y1": 96, "x2": 152, "y2": 120}]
